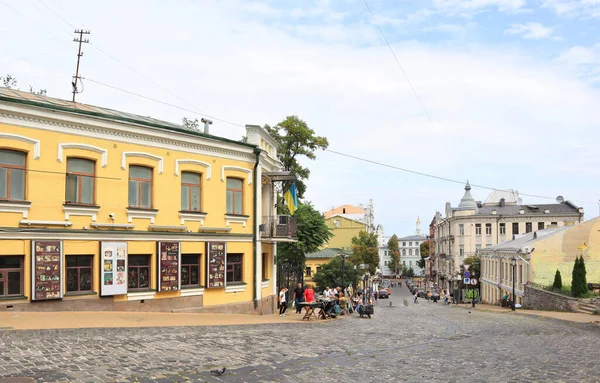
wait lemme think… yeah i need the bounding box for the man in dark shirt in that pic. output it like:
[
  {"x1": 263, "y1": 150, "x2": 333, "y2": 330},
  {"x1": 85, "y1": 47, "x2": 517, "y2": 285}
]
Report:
[{"x1": 292, "y1": 282, "x2": 305, "y2": 313}]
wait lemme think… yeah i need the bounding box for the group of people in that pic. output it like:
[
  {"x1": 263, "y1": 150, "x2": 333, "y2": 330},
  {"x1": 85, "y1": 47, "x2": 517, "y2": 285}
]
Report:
[{"x1": 277, "y1": 283, "x2": 373, "y2": 318}]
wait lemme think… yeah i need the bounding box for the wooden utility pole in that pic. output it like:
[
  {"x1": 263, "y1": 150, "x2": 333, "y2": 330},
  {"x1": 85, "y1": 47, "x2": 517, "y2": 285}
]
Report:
[{"x1": 72, "y1": 29, "x2": 90, "y2": 102}]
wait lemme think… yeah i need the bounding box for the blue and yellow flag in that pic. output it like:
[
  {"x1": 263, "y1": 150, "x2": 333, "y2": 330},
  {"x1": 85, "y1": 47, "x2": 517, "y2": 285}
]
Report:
[{"x1": 283, "y1": 183, "x2": 298, "y2": 215}]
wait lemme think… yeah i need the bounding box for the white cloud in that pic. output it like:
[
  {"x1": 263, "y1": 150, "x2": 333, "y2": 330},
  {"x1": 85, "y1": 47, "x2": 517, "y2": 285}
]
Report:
[
  {"x1": 423, "y1": 22, "x2": 477, "y2": 33},
  {"x1": 504, "y1": 22, "x2": 554, "y2": 39},
  {"x1": 432, "y1": 0, "x2": 527, "y2": 13},
  {"x1": 2, "y1": 0, "x2": 600, "y2": 234},
  {"x1": 541, "y1": 0, "x2": 600, "y2": 18},
  {"x1": 557, "y1": 43, "x2": 600, "y2": 81}
]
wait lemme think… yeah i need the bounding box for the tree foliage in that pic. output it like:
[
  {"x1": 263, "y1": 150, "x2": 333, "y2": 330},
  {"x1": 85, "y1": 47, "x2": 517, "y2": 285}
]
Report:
[
  {"x1": 264, "y1": 115, "x2": 328, "y2": 199},
  {"x1": 463, "y1": 256, "x2": 481, "y2": 277},
  {"x1": 416, "y1": 257, "x2": 426, "y2": 269},
  {"x1": 403, "y1": 267, "x2": 415, "y2": 277},
  {"x1": 387, "y1": 234, "x2": 400, "y2": 275},
  {"x1": 349, "y1": 230, "x2": 379, "y2": 274},
  {"x1": 1, "y1": 74, "x2": 46, "y2": 95},
  {"x1": 312, "y1": 256, "x2": 359, "y2": 292},
  {"x1": 277, "y1": 203, "x2": 332, "y2": 267},
  {"x1": 420, "y1": 241, "x2": 430, "y2": 258},
  {"x1": 182, "y1": 117, "x2": 200, "y2": 130},
  {"x1": 552, "y1": 269, "x2": 562, "y2": 291},
  {"x1": 571, "y1": 256, "x2": 588, "y2": 297}
]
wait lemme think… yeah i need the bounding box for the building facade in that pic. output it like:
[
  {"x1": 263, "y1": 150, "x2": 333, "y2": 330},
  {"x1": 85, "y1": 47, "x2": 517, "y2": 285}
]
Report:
[
  {"x1": 0, "y1": 88, "x2": 296, "y2": 313},
  {"x1": 399, "y1": 235, "x2": 426, "y2": 276},
  {"x1": 304, "y1": 248, "x2": 350, "y2": 286},
  {"x1": 431, "y1": 182, "x2": 584, "y2": 293},
  {"x1": 480, "y1": 217, "x2": 600, "y2": 306},
  {"x1": 323, "y1": 215, "x2": 366, "y2": 250},
  {"x1": 379, "y1": 245, "x2": 394, "y2": 277}
]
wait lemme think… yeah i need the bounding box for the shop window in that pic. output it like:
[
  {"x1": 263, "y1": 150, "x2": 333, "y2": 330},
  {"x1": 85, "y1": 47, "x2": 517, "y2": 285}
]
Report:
[
  {"x1": 226, "y1": 178, "x2": 243, "y2": 214},
  {"x1": 305, "y1": 266, "x2": 312, "y2": 277},
  {"x1": 128, "y1": 166, "x2": 152, "y2": 208},
  {"x1": 181, "y1": 254, "x2": 200, "y2": 287},
  {"x1": 0, "y1": 150, "x2": 26, "y2": 201},
  {"x1": 0, "y1": 256, "x2": 23, "y2": 296},
  {"x1": 128, "y1": 255, "x2": 150, "y2": 290},
  {"x1": 261, "y1": 253, "x2": 268, "y2": 281},
  {"x1": 181, "y1": 172, "x2": 201, "y2": 212},
  {"x1": 66, "y1": 255, "x2": 93, "y2": 292},
  {"x1": 227, "y1": 254, "x2": 243, "y2": 283},
  {"x1": 65, "y1": 158, "x2": 95, "y2": 204}
]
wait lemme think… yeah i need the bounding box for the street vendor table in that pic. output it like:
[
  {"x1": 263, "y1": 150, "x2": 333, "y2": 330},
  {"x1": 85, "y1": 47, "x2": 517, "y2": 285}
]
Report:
[{"x1": 299, "y1": 301, "x2": 323, "y2": 321}]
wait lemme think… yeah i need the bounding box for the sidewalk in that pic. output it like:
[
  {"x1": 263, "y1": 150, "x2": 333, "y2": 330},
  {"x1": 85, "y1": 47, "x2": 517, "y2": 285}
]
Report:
[
  {"x1": 455, "y1": 303, "x2": 600, "y2": 325},
  {"x1": 0, "y1": 310, "x2": 320, "y2": 331}
]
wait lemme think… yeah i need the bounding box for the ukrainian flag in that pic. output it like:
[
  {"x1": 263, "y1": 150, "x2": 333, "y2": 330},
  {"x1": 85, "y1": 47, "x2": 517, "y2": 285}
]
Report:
[{"x1": 283, "y1": 183, "x2": 298, "y2": 215}]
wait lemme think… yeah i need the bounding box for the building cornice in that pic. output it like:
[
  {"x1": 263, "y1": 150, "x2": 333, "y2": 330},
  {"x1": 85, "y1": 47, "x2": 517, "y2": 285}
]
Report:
[{"x1": 0, "y1": 103, "x2": 258, "y2": 163}]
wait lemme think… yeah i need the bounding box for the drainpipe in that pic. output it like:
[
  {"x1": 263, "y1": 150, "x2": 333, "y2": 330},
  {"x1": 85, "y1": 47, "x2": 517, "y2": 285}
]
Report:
[{"x1": 253, "y1": 147, "x2": 262, "y2": 310}]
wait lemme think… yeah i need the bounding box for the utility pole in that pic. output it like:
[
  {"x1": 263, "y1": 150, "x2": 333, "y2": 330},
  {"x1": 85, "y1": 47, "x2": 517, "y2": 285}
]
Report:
[{"x1": 72, "y1": 29, "x2": 90, "y2": 102}]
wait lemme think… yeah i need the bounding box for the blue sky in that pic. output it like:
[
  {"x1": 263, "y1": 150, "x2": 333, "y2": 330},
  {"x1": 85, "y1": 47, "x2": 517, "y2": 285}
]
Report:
[{"x1": 2, "y1": 0, "x2": 600, "y2": 237}]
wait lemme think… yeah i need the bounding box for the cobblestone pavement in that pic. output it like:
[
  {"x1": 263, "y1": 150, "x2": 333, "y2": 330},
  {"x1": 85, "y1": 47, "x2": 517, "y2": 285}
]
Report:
[{"x1": 1, "y1": 286, "x2": 599, "y2": 383}]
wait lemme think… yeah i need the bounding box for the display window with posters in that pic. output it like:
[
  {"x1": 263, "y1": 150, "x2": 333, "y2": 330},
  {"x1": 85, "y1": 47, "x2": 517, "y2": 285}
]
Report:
[
  {"x1": 31, "y1": 241, "x2": 63, "y2": 300},
  {"x1": 206, "y1": 242, "x2": 226, "y2": 288},
  {"x1": 100, "y1": 242, "x2": 128, "y2": 296},
  {"x1": 157, "y1": 242, "x2": 181, "y2": 292}
]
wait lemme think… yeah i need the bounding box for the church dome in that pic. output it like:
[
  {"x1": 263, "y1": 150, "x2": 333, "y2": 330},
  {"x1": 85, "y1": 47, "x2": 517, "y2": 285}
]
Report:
[{"x1": 457, "y1": 181, "x2": 478, "y2": 211}]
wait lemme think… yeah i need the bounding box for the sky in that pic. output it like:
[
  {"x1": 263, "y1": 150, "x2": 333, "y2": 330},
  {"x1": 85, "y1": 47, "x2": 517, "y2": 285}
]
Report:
[{"x1": 2, "y1": 0, "x2": 600, "y2": 237}]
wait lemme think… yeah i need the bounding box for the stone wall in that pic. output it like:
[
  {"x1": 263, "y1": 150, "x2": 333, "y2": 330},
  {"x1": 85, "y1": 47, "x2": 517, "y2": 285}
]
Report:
[{"x1": 523, "y1": 285, "x2": 581, "y2": 312}]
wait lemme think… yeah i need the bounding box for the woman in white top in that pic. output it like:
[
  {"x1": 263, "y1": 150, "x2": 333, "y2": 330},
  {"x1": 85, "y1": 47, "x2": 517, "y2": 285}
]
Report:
[{"x1": 279, "y1": 287, "x2": 288, "y2": 316}]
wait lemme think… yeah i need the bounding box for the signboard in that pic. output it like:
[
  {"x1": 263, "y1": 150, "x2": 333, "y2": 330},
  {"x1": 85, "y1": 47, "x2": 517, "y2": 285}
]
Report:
[
  {"x1": 100, "y1": 242, "x2": 128, "y2": 296},
  {"x1": 470, "y1": 278, "x2": 478, "y2": 285},
  {"x1": 463, "y1": 271, "x2": 470, "y2": 278},
  {"x1": 158, "y1": 242, "x2": 180, "y2": 292},
  {"x1": 464, "y1": 264, "x2": 470, "y2": 271},
  {"x1": 206, "y1": 242, "x2": 226, "y2": 288},
  {"x1": 31, "y1": 241, "x2": 63, "y2": 300},
  {"x1": 464, "y1": 277, "x2": 470, "y2": 284}
]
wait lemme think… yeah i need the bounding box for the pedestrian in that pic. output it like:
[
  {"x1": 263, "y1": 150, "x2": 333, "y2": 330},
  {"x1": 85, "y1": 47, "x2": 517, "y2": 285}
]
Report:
[
  {"x1": 293, "y1": 282, "x2": 305, "y2": 314},
  {"x1": 413, "y1": 291, "x2": 418, "y2": 304},
  {"x1": 278, "y1": 287, "x2": 288, "y2": 316},
  {"x1": 304, "y1": 285, "x2": 315, "y2": 303}
]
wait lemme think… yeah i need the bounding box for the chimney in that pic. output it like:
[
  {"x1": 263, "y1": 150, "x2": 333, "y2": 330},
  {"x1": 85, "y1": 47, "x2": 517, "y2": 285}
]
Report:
[
  {"x1": 499, "y1": 198, "x2": 505, "y2": 207},
  {"x1": 201, "y1": 118, "x2": 213, "y2": 134}
]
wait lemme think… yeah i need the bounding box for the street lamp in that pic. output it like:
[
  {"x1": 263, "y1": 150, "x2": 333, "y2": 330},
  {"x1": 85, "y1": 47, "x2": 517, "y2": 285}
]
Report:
[
  {"x1": 354, "y1": 265, "x2": 358, "y2": 290},
  {"x1": 340, "y1": 253, "x2": 346, "y2": 289},
  {"x1": 511, "y1": 256, "x2": 517, "y2": 311}
]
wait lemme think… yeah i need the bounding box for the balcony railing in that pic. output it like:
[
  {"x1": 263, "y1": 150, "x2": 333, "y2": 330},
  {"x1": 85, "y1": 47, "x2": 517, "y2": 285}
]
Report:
[{"x1": 261, "y1": 215, "x2": 297, "y2": 238}]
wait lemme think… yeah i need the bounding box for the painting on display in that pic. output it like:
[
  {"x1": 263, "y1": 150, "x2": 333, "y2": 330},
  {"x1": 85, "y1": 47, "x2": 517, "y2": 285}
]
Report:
[
  {"x1": 158, "y1": 242, "x2": 180, "y2": 292},
  {"x1": 100, "y1": 242, "x2": 128, "y2": 296},
  {"x1": 206, "y1": 242, "x2": 226, "y2": 288},
  {"x1": 31, "y1": 241, "x2": 63, "y2": 300}
]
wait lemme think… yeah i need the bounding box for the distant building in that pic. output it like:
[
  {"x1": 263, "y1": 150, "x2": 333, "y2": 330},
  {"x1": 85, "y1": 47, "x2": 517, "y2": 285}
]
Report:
[
  {"x1": 323, "y1": 215, "x2": 366, "y2": 250},
  {"x1": 398, "y1": 218, "x2": 426, "y2": 276},
  {"x1": 431, "y1": 182, "x2": 584, "y2": 293},
  {"x1": 304, "y1": 248, "x2": 351, "y2": 286}
]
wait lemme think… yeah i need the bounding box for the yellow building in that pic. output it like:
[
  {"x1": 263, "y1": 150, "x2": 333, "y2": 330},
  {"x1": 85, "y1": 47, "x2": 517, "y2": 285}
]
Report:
[
  {"x1": 324, "y1": 204, "x2": 364, "y2": 219},
  {"x1": 323, "y1": 215, "x2": 366, "y2": 250},
  {"x1": 480, "y1": 217, "x2": 600, "y2": 306},
  {"x1": 304, "y1": 248, "x2": 351, "y2": 286},
  {"x1": 0, "y1": 88, "x2": 296, "y2": 314}
]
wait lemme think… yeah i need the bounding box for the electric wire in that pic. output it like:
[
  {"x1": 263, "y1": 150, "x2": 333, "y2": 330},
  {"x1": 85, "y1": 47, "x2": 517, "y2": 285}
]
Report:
[
  {"x1": 48, "y1": 0, "x2": 85, "y2": 27},
  {"x1": 36, "y1": 0, "x2": 77, "y2": 30},
  {"x1": 362, "y1": 0, "x2": 435, "y2": 128},
  {"x1": 2, "y1": 3, "x2": 70, "y2": 42},
  {"x1": 24, "y1": 0, "x2": 71, "y2": 38}
]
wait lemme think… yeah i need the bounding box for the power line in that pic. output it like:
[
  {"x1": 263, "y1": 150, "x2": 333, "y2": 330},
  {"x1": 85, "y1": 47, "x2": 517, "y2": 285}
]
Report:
[
  {"x1": 2, "y1": 3, "x2": 71, "y2": 42},
  {"x1": 82, "y1": 77, "x2": 247, "y2": 129},
  {"x1": 361, "y1": 0, "x2": 435, "y2": 128},
  {"x1": 48, "y1": 0, "x2": 85, "y2": 27},
  {"x1": 4, "y1": 48, "x2": 70, "y2": 65},
  {"x1": 36, "y1": 0, "x2": 76, "y2": 30},
  {"x1": 72, "y1": 29, "x2": 90, "y2": 102}
]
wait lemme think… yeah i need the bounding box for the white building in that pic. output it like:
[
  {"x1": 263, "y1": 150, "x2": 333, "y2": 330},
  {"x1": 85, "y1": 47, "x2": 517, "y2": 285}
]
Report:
[{"x1": 399, "y1": 218, "x2": 426, "y2": 276}]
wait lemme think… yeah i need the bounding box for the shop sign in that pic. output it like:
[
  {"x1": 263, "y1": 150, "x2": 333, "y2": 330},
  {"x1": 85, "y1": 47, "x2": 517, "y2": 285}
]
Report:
[
  {"x1": 206, "y1": 242, "x2": 226, "y2": 288},
  {"x1": 31, "y1": 241, "x2": 63, "y2": 300},
  {"x1": 100, "y1": 242, "x2": 128, "y2": 296},
  {"x1": 158, "y1": 242, "x2": 180, "y2": 292}
]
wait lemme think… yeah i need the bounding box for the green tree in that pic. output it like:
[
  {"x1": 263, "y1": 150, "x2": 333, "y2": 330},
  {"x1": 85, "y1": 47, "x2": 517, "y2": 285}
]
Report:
[
  {"x1": 571, "y1": 256, "x2": 588, "y2": 297},
  {"x1": 387, "y1": 234, "x2": 400, "y2": 275},
  {"x1": 349, "y1": 230, "x2": 379, "y2": 274},
  {"x1": 1, "y1": 74, "x2": 17, "y2": 88},
  {"x1": 416, "y1": 257, "x2": 426, "y2": 269},
  {"x1": 312, "y1": 256, "x2": 359, "y2": 292},
  {"x1": 403, "y1": 267, "x2": 415, "y2": 278},
  {"x1": 420, "y1": 241, "x2": 430, "y2": 258},
  {"x1": 277, "y1": 202, "x2": 332, "y2": 267},
  {"x1": 552, "y1": 269, "x2": 562, "y2": 290},
  {"x1": 182, "y1": 117, "x2": 200, "y2": 130},
  {"x1": 463, "y1": 256, "x2": 481, "y2": 277},
  {"x1": 264, "y1": 115, "x2": 328, "y2": 199}
]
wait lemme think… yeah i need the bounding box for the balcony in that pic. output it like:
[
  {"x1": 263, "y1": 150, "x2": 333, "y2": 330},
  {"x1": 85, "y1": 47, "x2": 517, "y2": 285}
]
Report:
[{"x1": 261, "y1": 215, "x2": 297, "y2": 239}]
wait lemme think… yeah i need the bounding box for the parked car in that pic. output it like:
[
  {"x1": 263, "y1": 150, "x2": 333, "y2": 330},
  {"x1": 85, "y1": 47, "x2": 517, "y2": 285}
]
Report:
[
  {"x1": 417, "y1": 289, "x2": 426, "y2": 298},
  {"x1": 378, "y1": 289, "x2": 389, "y2": 299}
]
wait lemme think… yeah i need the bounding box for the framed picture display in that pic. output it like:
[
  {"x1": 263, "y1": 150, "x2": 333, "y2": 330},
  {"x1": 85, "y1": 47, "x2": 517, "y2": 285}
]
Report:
[
  {"x1": 100, "y1": 242, "x2": 128, "y2": 296},
  {"x1": 31, "y1": 240, "x2": 63, "y2": 300},
  {"x1": 158, "y1": 242, "x2": 180, "y2": 292},
  {"x1": 206, "y1": 242, "x2": 226, "y2": 288}
]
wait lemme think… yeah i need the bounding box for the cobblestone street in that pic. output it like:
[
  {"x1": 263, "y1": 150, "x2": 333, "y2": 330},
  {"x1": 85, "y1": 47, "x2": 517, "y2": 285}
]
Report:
[{"x1": 1, "y1": 285, "x2": 599, "y2": 383}]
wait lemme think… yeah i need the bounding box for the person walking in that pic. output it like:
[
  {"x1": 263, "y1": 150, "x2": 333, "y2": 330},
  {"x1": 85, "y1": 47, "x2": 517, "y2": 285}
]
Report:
[
  {"x1": 304, "y1": 285, "x2": 315, "y2": 303},
  {"x1": 278, "y1": 287, "x2": 288, "y2": 316},
  {"x1": 293, "y1": 283, "x2": 305, "y2": 314},
  {"x1": 413, "y1": 290, "x2": 418, "y2": 304}
]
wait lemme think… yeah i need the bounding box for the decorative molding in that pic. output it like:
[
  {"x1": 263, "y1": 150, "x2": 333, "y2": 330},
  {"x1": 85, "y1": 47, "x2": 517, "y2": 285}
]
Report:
[
  {"x1": 0, "y1": 133, "x2": 40, "y2": 159},
  {"x1": 126, "y1": 208, "x2": 159, "y2": 224},
  {"x1": 0, "y1": 201, "x2": 31, "y2": 218},
  {"x1": 175, "y1": 159, "x2": 212, "y2": 179},
  {"x1": 127, "y1": 291, "x2": 155, "y2": 301},
  {"x1": 20, "y1": 220, "x2": 72, "y2": 227},
  {"x1": 221, "y1": 166, "x2": 252, "y2": 184},
  {"x1": 179, "y1": 287, "x2": 205, "y2": 297},
  {"x1": 0, "y1": 230, "x2": 252, "y2": 242},
  {"x1": 225, "y1": 214, "x2": 249, "y2": 228},
  {"x1": 58, "y1": 143, "x2": 108, "y2": 167},
  {"x1": 179, "y1": 211, "x2": 207, "y2": 225},
  {"x1": 90, "y1": 223, "x2": 135, "y2": 229},
  {"x1": 121, "y1": 152, "x2": 164, "y2": 174},
  {"x1": 63, "y1": 205, "x2": 100, "y2": 221},
  {"x1": 225, "y1": 284, "x2": 247, "y2": 293}
]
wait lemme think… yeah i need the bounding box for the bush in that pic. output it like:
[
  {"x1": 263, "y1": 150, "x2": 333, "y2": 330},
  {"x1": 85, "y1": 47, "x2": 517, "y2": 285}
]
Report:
[
  {"x1": 552, "y1": 269, "x2": 562, "y2": 290},
  {"x1": 571, "y1": 256, "x2": 588, "y2": 297}
]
